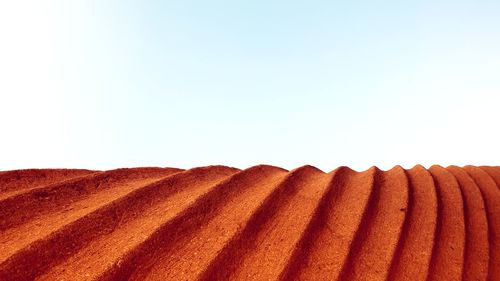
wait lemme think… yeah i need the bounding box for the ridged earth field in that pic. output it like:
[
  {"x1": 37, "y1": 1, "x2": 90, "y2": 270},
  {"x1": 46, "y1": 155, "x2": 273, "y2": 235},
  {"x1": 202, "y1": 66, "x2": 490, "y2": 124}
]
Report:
[{"x1": 0, "y1": 165, "x2": 499, "y2": 281}]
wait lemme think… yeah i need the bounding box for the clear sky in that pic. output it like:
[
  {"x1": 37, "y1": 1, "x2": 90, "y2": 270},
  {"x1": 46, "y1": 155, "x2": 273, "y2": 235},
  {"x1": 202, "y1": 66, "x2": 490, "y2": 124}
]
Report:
[{"x1": 1, "y1": 0, "x2": 499, "y2": 172}]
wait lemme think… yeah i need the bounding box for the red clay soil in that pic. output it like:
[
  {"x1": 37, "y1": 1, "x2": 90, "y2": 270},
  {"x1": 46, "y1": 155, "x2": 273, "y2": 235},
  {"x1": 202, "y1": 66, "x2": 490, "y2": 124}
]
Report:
[{"x1": 0, "y1": 165, "x2": 499, "y2": 281}]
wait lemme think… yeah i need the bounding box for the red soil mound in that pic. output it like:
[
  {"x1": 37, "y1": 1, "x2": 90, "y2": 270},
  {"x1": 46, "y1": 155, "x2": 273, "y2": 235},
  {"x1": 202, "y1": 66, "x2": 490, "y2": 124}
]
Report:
[{"x1": 0, "y1": 165, "x2": 498, "y2": 281}]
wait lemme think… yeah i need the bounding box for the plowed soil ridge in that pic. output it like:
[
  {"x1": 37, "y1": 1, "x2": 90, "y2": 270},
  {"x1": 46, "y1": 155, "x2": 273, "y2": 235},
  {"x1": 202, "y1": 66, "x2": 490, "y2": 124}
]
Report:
[
  {"x1": 0, "y1": 169, "x2": 95, "y2": 200},
  {"x1": 0, "y1": 165, "x2": 498, "y2": 281},
  {"x1": 426, "y1": 166, "x2": 466, "y2": 281}
]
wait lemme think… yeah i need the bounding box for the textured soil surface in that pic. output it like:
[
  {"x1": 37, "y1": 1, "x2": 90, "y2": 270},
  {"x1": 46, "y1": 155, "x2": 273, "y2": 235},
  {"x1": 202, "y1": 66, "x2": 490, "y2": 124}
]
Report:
[{"x1": 0, "y1": 165, "x2": 499, "y2": 281}]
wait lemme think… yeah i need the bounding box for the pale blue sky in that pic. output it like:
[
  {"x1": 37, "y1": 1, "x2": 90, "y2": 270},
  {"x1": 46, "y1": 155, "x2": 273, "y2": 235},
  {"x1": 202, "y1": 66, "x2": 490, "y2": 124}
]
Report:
[{"x1": 1, "y1": 1, "x2": 499, "y2": 171}]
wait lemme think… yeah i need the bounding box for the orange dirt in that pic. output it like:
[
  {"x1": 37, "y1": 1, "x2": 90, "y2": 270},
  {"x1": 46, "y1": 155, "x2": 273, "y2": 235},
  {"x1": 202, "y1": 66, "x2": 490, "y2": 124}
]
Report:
[{"x1": 0, "y1": 165, "x2": 498, "y2": 281}]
